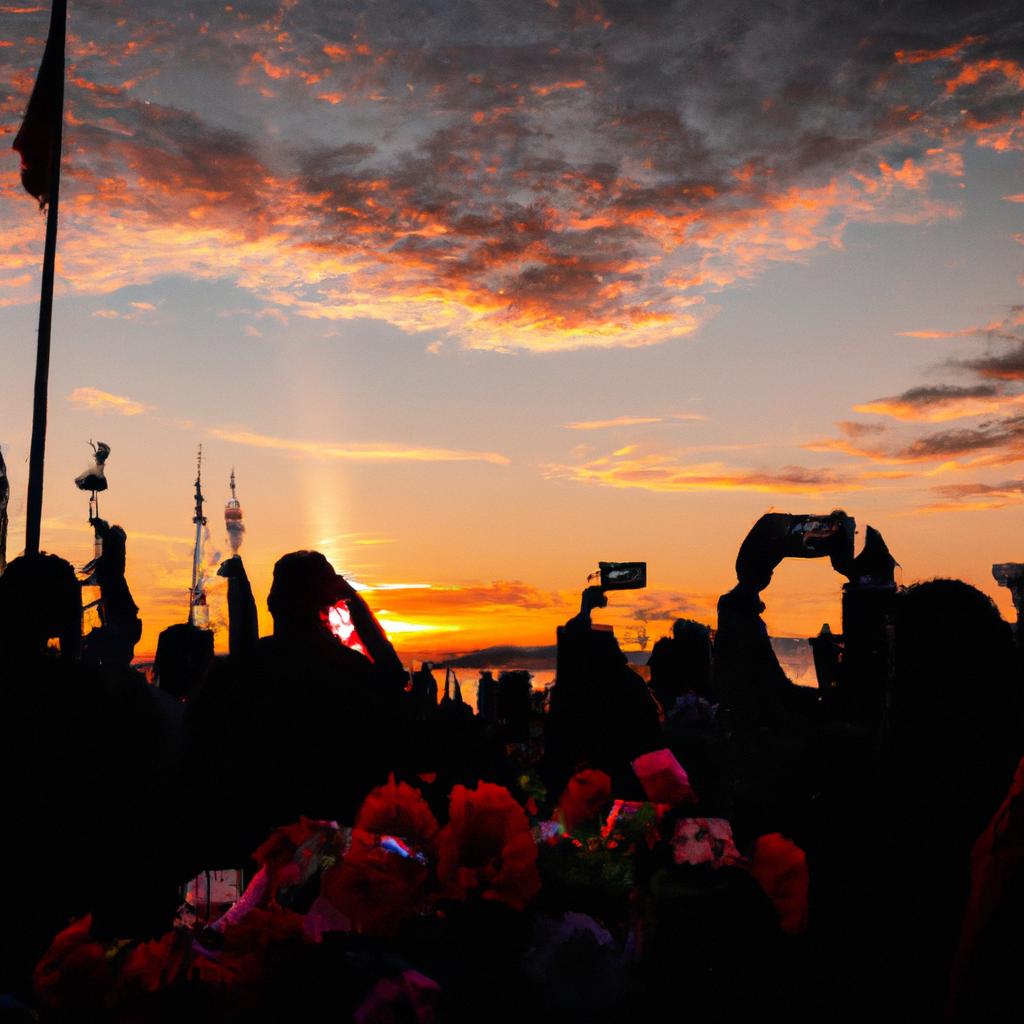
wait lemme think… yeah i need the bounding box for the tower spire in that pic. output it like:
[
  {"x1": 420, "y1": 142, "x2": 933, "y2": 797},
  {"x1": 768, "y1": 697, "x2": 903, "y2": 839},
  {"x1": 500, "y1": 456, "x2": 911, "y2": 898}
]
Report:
[{"x1": 189, "y1": 445, "x2": 209, "y2": 626}]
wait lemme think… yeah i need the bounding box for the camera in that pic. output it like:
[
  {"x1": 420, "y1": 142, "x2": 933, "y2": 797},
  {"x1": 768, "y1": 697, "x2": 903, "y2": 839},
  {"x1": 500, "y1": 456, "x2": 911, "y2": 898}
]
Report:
[{"x1": 599, "y1": 561, "x2": 647, "y2": 590}]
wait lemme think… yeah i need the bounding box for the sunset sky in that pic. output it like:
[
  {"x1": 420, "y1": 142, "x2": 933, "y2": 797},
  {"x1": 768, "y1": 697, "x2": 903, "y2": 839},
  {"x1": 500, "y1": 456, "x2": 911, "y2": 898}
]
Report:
[{"x1": 1, "y1": 0, "x2": 1022, "y2": 660}]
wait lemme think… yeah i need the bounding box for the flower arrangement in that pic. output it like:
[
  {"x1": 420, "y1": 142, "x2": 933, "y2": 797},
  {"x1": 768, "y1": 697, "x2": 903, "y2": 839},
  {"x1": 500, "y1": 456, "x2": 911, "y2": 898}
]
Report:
[
  {"x1": 31, "y1": 757, "x2": 808, "y2": 1018},
  {"x1": 436, "y1": 781, "x2": 541, "y2": 910}
]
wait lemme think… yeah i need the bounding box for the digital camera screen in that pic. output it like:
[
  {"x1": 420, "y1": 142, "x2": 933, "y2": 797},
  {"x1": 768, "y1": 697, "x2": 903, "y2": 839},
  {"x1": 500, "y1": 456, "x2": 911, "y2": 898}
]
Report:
[{"x1": 599, "y1": 561, "x2": 647, "y2": 590}]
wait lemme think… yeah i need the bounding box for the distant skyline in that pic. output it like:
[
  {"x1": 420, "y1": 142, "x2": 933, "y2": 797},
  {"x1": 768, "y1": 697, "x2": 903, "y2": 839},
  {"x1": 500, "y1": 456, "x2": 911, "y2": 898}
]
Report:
[{"x1": 2, "y1": 1, "x2": 1022, "y2": 658}]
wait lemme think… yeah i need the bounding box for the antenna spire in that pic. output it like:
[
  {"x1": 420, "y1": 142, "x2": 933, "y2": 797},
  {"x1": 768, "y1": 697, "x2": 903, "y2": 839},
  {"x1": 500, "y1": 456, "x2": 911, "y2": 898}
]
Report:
[
  {"x1": 189, "y1": 444, "x2": 209, "y2": 626},
  {"x1": 193, "y1": 444, "x2": 206, "y2": 527}
]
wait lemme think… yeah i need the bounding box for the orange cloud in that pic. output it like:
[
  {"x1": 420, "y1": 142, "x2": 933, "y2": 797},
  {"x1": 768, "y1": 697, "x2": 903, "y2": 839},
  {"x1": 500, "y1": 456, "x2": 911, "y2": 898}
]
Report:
[
  {"x1": 803, "y1": 435, "x2": 895, "y2": 461},
  {"x1": 90, "y1": 300, "x2": 155, "y2": 321},
  {"x1": 564, "y1": 412, "x2": 705, "y2": 430},
  {"x1": 894, "y1": 35, "x2": 986, "y2": 65},
  {"x1": 945, "y1": 58, "x2": 1024, "y2": 94},
  {"x1": 896, "y1": 330, "x2": 964, "y2": 338},
  {"x1": 207, "y1": 426, "x2": 511, "y2": 464},
  {"x1": 530, "y1": 79, "x2": 587, "y2": 96},
  {"x1": 546, "y1": 448, "x2": 865, "y2": 495},
  {"x1": 896, "y1": 308, "x2": 1024, "y2": 342},
  {"x1": 854, "y1": 386, "x2": 1024, "y2": 423},
  {"x1": 68, "y1": 386, "x2": 151, "y2": 416}
]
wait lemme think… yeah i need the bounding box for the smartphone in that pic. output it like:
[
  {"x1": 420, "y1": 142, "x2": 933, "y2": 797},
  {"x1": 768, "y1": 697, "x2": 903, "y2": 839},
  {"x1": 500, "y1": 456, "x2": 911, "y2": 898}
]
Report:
[
  {"x1": 784, "y1": 514, "x2": 850, "y2": 557},
  {"x1": 599, "y1": 561, "x2": 647, "y2": 590}
]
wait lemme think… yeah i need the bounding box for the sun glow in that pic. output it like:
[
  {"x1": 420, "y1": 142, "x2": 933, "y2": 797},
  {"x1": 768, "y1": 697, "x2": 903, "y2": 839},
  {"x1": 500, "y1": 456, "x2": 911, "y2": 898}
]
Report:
[{"x1": 376, "y1": 616, "x2": 460, "y2": 636}]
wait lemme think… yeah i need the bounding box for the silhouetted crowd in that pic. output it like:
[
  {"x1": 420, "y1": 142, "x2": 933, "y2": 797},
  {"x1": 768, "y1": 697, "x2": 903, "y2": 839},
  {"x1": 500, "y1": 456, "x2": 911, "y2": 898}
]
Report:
[{"x1": 2, "y1": 509, "x2": 1023, "y2": 1022}]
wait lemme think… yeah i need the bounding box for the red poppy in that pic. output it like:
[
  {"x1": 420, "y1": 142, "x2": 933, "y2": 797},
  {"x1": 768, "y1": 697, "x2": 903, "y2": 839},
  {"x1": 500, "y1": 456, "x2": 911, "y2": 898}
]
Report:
[
  {"x1": 34, "y1": 917, "x2": 191, "y2": 1012},
  {"x1": 214, "y1": 905, "x2": 310, "y2": 987},
  {"x1": 557, "y1": 770, "x2": 613, "y2": 832},
  {"x1": 748, "y1": 833, "x2": 809, "y2": 936},
  {"x1": 223, "y1": 904, "x2": 308, "y2": 954},
  {"x1": 436, "y1": 782, "x2": 541, "y2": 910},
  {"x1": 354, "y1": 775, "x2": 440, "y2": 850},
  {"x1": 118, "y1": 929, "x2": 190, "y2": 997},
  {"x1": 321, "y1": 776, "x2": 439, "y2": 937},
  {"x1": 34, "y1": 915, "x2": 118, "y2": 1012}
]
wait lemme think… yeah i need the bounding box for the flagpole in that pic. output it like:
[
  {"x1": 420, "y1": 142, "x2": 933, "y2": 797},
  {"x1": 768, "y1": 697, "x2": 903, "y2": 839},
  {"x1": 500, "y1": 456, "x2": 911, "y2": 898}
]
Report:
[{"x1": 23, "y1": 0, "x2": 67, "y2": 558}]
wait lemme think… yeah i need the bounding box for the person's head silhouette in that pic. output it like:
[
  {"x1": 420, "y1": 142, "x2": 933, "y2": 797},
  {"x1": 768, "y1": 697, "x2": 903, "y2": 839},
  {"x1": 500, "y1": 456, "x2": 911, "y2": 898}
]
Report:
[
  {"x1": 0, "y1": 553, "x2": 81, "y2": 659},
  {"x1": 267, "y1": 550, "x2": 348, "y2": 638}
]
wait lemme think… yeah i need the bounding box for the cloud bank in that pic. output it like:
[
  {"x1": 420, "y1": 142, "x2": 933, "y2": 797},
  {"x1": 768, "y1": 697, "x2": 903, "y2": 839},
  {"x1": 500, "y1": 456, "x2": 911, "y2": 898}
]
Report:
[{"x1": 2, "y1": 1, "x2": 1021, "y2": 350}]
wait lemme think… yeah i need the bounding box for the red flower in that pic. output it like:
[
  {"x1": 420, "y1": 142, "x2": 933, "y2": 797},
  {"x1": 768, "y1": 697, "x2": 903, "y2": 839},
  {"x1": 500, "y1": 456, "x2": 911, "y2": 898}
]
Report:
[
  {"x1": 354, "y1": 775, "x2": 440, "y2": 850},
  {"x1": 322, "y1": 776, "x2": 439, "y2": 937},
  {"x1": 557, "y1": 770, "x2": 613, "y2": 832},
  {"x1": 748, "y1": 833, "x2": 809, "y2": 936},
  {"x1": 34, "y1": 915, "x2": 118, "y2": 1012},
  {"x1": 213, "y1": 905, "x2": 309, "y2": 987},
  {"x1": 118, "y1": 930, "x2": 190, "y2": 997},
  {"x1": 34, "y1": 916, "x2": 190, "y2": 1011},
  {"x1": 221, "y1": 904, "x2": 308, "y2": 954},
  {"x1": 436, "y1": 782, "x2": 541, "y2": 910}
]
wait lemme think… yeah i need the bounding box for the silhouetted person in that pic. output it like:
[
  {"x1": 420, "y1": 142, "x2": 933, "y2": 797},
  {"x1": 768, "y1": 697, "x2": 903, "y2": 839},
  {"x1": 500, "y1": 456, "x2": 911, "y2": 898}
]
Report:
[
  {"x1": 0, "y1": 555, "x2": 91, "y2": 995},
  {"x1": 411, "y1": 661, "x2": 439, "y2": 718},
  {"x1": 187, "y1": 551, "x2": 407, "y2": 868},
  {"x1": 888, "y1": 579, "x2": 1020, "y2": 845},
  {"x1": 875, "y1": 579, "x2": 1022, "y2": 1019},
  {"x1": 713, "y1": 583, "x2": 792, "y2": 729},
  {"x1": 837, "y1": 525, "x2": 898, "y2": 726},
  {"x1": 496, "y1": 669, "x2": 533, "y2": 744},
  {"x1": 80, "y1": 517, "x2": 142, "y2": 668},
  {"x1": 809, "y1": 622, "x2": 841, "y2": 707},
  {"x1": 713, "y1": 512, "x2": 854, "y2": 729},
  {"x1": 0, "y1": 555, "x2": 172, "y2": 996},
  {"x1": 218, "y1": 553, "x2": 259, "y2": 659},
  {"x1": 545, "y1": 585, "x2": 660, "y2": 796},
  {"x1": 647, "y1": 618, "x2": 713, "y2": 711},
  {"x1": 477, "y1": 669, "x2": 499, "y2": 723},
  {"x1": 154, "y1": 622, "x2": 215, "y2": 701},
  {"x1": 0, "y1": 551, "x2": 80, "y2": 660}
]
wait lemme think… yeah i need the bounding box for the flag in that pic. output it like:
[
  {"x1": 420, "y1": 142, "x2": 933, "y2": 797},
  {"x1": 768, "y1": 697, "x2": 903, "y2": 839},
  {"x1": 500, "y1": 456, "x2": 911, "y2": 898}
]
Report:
[{"x1": 12, "y1": 0, "x2": 67, "y2": 210}]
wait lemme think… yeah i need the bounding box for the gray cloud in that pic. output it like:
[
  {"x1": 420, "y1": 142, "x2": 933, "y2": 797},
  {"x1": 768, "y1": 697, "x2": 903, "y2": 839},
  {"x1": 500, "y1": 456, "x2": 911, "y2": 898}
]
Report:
[
  {"x1": 962, "y1": 346, "x2": 1024, "y2": 381},
  {"x1": 837, "y1": 420, "x2": 887, "y2": 438},
  {"x1": 870, "y1": 384, "x2": 1002, "y2": 406},
  {"x1": 896, "y1": 414, "x2": 1024, "y2": 460},
  {"x1": 935, "y1": 478, "x2": 1024, "y2": 499},
  {"x1": 4, "y1": 0, "x2": 1022, "y2": 348}
]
